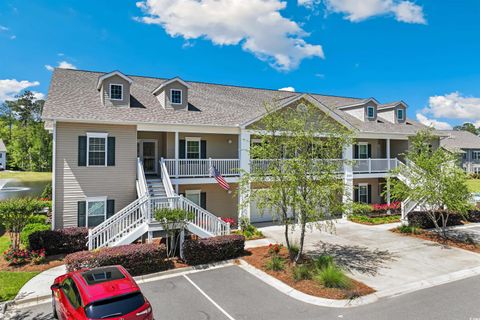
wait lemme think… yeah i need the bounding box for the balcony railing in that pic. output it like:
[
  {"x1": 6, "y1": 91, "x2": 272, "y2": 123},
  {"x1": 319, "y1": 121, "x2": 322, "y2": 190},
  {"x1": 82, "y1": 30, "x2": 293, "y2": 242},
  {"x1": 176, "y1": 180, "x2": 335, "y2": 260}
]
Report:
[{"x1": 161, "y1": 158, "x2": 399, "y2": 178}]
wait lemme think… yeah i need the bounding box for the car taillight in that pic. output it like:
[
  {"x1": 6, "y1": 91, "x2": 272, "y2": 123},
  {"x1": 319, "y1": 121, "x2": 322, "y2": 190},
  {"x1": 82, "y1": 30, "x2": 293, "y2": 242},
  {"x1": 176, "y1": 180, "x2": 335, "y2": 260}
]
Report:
[{"x1": 136, "y1": 306, "x2": 152, "y2": 316}]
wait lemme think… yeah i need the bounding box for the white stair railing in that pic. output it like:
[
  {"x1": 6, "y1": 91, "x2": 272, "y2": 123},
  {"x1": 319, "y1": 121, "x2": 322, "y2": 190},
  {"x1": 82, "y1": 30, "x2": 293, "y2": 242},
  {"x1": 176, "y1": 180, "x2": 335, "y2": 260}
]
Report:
[
  {"x1": 150, "y1": 196, "x2": 231, "y2": 236},
  {"x1": 160, "y1": 159, "x2": 175, "y2": 198},
  {"x1": 88, "y1": 195, "x2": 150, "y2": 250},
  {"x1": 137, "y1": 158, "x2": 148, "y2": 198}
]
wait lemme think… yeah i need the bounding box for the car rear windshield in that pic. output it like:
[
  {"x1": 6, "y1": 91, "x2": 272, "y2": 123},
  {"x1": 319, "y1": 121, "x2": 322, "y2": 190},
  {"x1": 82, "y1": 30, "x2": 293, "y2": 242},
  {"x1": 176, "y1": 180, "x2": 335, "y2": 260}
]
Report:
[{"x1": 84, "y1": 292, "x2": 145, "y2": 319}]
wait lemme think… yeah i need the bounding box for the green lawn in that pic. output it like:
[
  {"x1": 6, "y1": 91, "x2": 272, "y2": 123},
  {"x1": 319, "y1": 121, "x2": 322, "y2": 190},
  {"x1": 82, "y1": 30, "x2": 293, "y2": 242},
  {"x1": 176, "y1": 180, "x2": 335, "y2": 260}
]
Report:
[
  {"x1": 0, "y1": 271, "x2": 39, "y2": 301},
  {"x1": 467, "y1": 179, "x2": 480, "y2": 193},
  {"x1": 0, "y1": 171, "x2": 51, "y2": 183},
  {"x1": 0, "y1": 234, "x2": 11, "y2": 253}
]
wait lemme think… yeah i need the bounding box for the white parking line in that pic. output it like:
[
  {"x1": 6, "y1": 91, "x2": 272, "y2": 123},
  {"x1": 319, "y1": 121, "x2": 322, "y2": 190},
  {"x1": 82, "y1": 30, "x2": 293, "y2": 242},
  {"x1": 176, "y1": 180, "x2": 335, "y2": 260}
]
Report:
[{"x1": 183, "y1": 274, "x2": 236, "y2": 320}]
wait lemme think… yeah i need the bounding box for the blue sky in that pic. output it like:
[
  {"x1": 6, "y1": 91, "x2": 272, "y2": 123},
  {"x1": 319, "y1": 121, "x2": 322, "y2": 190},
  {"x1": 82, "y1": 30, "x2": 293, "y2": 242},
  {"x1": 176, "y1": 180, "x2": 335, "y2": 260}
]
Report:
[{"x1": 1, "y1": 0, "x2": 480, "y2": 129}]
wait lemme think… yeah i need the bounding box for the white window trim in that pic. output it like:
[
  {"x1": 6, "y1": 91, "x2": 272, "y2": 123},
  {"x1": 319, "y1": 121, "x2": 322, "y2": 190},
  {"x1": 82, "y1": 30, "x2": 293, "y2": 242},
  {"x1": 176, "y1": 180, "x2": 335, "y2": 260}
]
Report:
[
  {"x1": 366, "y1": 106, "x2": 375, "y2": 119},
  {"x1": 185, "y1": 137, "x2": 201, "y2": 159},
  {"x1": 473, "y1": 151, "x2": 480, "y2": 160},
  {"x1": 109, "y1": 83, "x2": 123, "y2": 101},
  {"x1": 358, "y1": 183, "x2": 369, "y2": 203},
  {"x1": 397, "y1": 108, "x2": 404, "y2": 121},
  {"x1": 85, "y1": 196, "x2": 107, "y2": 227},
  {"x1": 86, "y1": 132, "x2": 108, "y2": 167},
  {"x1": 170, "y1": 89, "x2": 183, "y2": 105},
  {"x1": 357, "y1": 142, "x2": 369, "y2": 159}
]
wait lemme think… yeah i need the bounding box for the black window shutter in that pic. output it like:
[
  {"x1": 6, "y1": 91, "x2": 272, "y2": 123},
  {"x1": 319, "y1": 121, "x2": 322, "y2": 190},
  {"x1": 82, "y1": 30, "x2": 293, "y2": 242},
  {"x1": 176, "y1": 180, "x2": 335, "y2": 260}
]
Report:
[
  {"x1": 107, "y1": 199, "x2": 115, "y2": 218},
  {"x1": 78, "y1": 136, "x2": 87, "y2": 166},
  {"x1": 78, "y1": 201, "x2": 86, "y2": 227},
  {"x1": 107, "y1": 137, "x2": 115, "y2": 166},
  {"x1": 179, "y1": 140, "x2": 186, "y2": 159},
  {"x1": 201, "y1": 140, "x2": 207, "y2": 159},
  {"x1": 353, "y1": 186, "x2": 358, "y2": 202},
  {"x1": 354, "y1": 145, "x2": 359, "y2": 159},
  {"x1": 367, "y1": 144, "x2": 372, "y2": 158},
  {"x1": 200, "y1": 192, "x2": 207, "y2": 210},
  {"x1": 367, "y1": 185, "x2": 372, "y2": 204}
]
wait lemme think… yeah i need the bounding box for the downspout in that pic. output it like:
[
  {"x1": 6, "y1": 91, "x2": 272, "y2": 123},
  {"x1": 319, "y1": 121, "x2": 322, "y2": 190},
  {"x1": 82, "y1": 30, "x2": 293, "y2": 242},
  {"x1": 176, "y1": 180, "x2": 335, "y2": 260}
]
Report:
[{"x1": 51, "y1": 120, "x2": 57, "y2": 230}]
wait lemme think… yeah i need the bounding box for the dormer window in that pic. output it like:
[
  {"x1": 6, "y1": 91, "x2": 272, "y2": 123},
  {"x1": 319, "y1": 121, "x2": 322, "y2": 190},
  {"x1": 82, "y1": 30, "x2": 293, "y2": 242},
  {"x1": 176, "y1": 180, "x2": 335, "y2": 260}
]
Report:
[
  {"x1": 171, "y1": 89, "x2": 182, "y2": 104},
  {"x1": 367, "y1": 106, "x2": 375, "y2": 119},
  {"x1": 397, "y1": 109, "x2": 404, "y2": 121},
  {"x1": 109, "y1": 84, "x2": 123, "y2": 101}
]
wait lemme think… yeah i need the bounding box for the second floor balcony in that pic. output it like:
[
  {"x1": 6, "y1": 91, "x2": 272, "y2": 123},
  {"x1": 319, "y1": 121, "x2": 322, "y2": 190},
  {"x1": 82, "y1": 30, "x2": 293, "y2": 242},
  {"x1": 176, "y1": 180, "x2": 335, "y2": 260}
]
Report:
[{"x1": 161, "y1": 157, "x2": 399, "y2": 178}]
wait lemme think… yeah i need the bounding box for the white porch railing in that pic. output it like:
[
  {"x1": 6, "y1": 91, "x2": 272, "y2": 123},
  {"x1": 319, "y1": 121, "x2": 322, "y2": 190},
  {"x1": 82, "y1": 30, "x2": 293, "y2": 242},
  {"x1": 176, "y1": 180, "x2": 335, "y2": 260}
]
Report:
[
  {"x1": 136, "y1": 158, "x2": 149, "y2": 198},
  {"x1": 150, "y1": 196, "x2": 231, "y2": 236},
  {"x1": 88, "y1": 195, "x2": 150, "y2": 250},
  {"x1": 250, "y1": 158, "x2": 345, "y2": 174},
  {"x1": 162, "y1": 158, "x2": 239, "y2": 178},
  {"x1": 353, "y1": 158, "x2": 399, "y2": 174},
  {"x1": 160, "y1": 161, "x2": 175, "y2": 198}
]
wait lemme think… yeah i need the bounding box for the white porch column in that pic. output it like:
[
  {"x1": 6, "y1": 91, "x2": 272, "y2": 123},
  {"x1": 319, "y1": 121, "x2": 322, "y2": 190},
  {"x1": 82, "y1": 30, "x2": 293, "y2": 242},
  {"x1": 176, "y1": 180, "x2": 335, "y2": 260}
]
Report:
[
  {"x1": 238, "y1": 130, "x2": 251, "y2": 222},
  {"x1": 174, "y1": 131, "x2": 179, "y2": 178},
  {"x1": 342, "y1": 144, "x2": 354, "y2": 219},
  {"x1": 387, "y1": 138, "x2": 391, "y2": 170}
]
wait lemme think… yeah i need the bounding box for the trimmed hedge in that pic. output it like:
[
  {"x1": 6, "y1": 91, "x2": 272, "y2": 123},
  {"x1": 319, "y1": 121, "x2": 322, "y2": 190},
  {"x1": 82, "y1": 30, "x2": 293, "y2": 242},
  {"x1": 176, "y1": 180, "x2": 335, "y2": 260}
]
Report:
[
  {"x1": 20, "y1": 223, "x2": 50, "y2": 248},
  {"x1": 408, "y1": 211, "x2": 464, "y2": 229},
  {"x1": 467, "y1": 210, "x2": 480, "y2": 223},
  {"x1": 29, "y1": 227, "x2": 88, "y2": 255},
  {"x1": 183, "y1": 234, "x2": 245, "y2": 265},
  {"x1": 65, "y1": 244, "x2": 171, "y2": 276}
]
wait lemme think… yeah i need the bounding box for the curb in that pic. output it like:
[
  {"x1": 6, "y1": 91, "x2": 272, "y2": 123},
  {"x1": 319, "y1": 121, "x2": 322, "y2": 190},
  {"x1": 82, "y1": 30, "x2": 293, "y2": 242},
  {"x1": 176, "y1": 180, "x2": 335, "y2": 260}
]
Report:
[
  {"x1": 238, "y1": 259, "x2": 480, "y2": 308},
  {"x1": 10, "y1": 260, "x2": 237, "y2": 308}
]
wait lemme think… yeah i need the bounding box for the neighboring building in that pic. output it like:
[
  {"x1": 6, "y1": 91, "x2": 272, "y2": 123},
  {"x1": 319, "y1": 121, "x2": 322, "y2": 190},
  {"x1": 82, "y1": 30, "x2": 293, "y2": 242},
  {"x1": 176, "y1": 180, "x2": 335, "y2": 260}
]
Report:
[
  {"x1": 0, "y1": 139, "x2": 6, "y2": 170},
  {"x1": 42, "y1": 69, "x2": 435, "y2": 248},
  {"x1": 438, "y1": 130, "x2": 480, "y2": 173}
]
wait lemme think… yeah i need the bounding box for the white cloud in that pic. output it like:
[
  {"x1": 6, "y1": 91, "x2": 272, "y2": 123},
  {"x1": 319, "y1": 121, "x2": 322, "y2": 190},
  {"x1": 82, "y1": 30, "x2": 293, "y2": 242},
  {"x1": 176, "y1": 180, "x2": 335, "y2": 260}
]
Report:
[
  {"x1": 136, "y1": 0, "x2": 324, "y2": 70},
  {"x1": 416, "y1": 113, "x2": 452, "y2": 130},
  {"x1": 279, "y1": 86, "x2": 295, "y2": 92},
  {"x1": 32, "y1": 91, "x2": 45, "y2": 100},
  {"x1": 10, "y1": 35, "x2": 16, "y2": 40},
  {"x1": 45, "y1": 60, "x2": 77, "y2": 71},
  {"x1": 421, "y1": 92, "x2": 480, "y2": 127},
  {"x1": 0, "y1": 79, "x2": 41, "y2": 102},
  {"x1": 0, "y1": 25, "x2": 8, "y2": 31},
  {"x1": 302, "y1": 0, "x2": 426, "y2": 24}
]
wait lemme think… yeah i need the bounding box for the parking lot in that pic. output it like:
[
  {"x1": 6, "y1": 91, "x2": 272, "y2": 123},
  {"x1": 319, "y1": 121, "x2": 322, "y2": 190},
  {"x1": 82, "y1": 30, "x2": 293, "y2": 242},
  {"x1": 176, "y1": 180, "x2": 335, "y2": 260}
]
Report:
[{"x1": 8, "y1": 265, "x2": 480, "y2": 320}]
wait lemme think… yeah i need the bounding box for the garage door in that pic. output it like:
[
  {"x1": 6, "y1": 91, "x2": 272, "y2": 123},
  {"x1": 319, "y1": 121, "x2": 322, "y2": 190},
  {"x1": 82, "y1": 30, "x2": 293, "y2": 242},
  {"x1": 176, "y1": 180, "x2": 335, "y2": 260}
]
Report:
[{"x1": 250, "y1": 198, "x2": 275, "y2": 223}]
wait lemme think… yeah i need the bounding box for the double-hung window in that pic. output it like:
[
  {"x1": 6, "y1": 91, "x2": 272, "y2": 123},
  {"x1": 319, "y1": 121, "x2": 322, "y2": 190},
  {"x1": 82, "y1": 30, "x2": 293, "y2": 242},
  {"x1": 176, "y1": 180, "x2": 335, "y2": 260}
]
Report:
[
  {"x1": 109, "y1": 84, "x2": 123, "y2": 100},
  {"x1": 86, "y1": 197, "x2": 107, "y2": 228},
  {"x1": 397, "y1": 109, "x2": 404, "y2": 121},
  {"x1": 367, "y1": 106, "x2": 375, "y2": 119},
  {"x1": 171, "y1": 89, "x2": 182, "y2": 104},
  {"x1": 185, "y1": 190, "x2": 201, "y2": 206},
  {"x1": 358, "y1": 143, "x2": 369, "y2": 159},
  {"x1": 473, "y1": 151, "x2": 480, "y2": 160},
  {"x1": 87, "y1": 133, "x2": 108, "y2": 166},
  {"x1": 358, "y1": 184, "x2": 369, "y2": 204},
  {"x1": 186, "y1": 137, "x2": 200, "y2": 159}
]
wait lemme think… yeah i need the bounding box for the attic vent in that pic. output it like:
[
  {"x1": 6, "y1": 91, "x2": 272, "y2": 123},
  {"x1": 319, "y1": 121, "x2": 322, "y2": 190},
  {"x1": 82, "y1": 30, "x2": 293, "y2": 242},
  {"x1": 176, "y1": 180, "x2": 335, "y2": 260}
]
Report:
[
  {"x1": 297, "y1": 103, "x2": 307, "y2": 112},
  {"x1": 377, "y1": 119, "x2": 384, "y2": 123}
]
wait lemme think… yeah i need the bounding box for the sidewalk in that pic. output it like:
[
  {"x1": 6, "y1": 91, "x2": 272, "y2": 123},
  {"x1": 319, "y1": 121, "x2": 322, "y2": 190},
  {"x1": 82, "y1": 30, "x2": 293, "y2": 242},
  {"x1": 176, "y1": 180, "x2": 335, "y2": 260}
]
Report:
[{"x1": 15, "y1": 265, "x2": 66, "y2": 304}]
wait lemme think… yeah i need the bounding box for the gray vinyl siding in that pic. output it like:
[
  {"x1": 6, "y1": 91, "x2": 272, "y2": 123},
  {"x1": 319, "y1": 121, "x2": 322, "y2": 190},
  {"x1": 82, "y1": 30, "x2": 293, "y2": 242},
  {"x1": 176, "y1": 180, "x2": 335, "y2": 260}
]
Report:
[
  {"x1": 165, "y1": 132, "x2": 239, "y2": 159},
  {"x1": 101, "y1": 75, "x2": 131, "y2": 108},
  {"x1": 55, "y1": 122, "x2": 137, "y2": 229}
]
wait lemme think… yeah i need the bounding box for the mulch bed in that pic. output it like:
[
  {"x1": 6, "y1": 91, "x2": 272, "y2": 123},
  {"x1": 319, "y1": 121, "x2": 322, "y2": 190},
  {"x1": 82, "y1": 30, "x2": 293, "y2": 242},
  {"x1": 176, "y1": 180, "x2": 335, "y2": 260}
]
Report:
[
  {"x1": 391, "y1": 229, "x2": 480, "y2": 254},
  {"x1": 0, "y1": 254, "x2": 65, "y2": 272},
  {"x1": 242, "y1": 246, "x2": 375, "y2": 300}
]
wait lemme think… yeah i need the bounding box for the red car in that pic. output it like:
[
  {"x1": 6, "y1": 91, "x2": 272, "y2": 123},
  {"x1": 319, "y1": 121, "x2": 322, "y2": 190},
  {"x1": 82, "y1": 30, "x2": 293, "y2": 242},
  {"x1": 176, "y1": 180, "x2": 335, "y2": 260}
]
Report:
[{"x1": 51, "y1": 265, "x2": 153, "y2": 320}]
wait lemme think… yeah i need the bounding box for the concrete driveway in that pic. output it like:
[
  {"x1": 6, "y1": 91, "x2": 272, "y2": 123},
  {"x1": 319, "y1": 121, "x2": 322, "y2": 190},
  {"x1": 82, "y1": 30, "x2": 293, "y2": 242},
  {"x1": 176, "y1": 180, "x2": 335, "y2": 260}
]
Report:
[
  {"x1": 7, "y1": 265, "x2": 480, "y2": 320},
  {"x1": 259, "y1": 220, "x2": 480, "y2": 292}
]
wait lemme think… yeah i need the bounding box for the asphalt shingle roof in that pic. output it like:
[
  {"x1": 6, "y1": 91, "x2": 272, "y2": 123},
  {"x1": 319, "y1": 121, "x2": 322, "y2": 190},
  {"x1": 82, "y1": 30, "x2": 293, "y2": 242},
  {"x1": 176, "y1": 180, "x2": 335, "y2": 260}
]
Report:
[
  {"x1": 42, "y1": 69, "x2": 427, "y2": 134},
  {"x1": 438, "y1": 130, "x2": 480, "y2": 152}
]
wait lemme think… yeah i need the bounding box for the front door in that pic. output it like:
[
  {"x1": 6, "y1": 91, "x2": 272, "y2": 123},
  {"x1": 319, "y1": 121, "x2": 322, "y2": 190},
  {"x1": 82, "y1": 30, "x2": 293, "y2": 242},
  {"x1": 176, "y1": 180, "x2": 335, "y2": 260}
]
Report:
[{"x1": 138, "y1": 140, "x2": 157, "y2": 174}]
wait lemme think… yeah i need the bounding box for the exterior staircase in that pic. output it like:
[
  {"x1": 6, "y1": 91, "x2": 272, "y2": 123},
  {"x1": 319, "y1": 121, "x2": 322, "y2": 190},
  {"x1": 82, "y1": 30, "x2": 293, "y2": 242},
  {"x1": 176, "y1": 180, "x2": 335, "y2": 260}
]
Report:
[
  {"x1": 87, "y1": 158, "x2": 230, "y2": 250},
  {"x1": 396, "y1": 160, "x2": 426, "y2": 222}
]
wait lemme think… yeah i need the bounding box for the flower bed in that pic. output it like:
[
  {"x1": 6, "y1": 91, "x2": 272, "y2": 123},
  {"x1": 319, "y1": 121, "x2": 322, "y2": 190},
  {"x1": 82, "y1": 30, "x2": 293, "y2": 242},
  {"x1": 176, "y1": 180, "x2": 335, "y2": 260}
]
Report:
[{"x1": 242, "y1": 246, "x2": 375, "y2": 300}]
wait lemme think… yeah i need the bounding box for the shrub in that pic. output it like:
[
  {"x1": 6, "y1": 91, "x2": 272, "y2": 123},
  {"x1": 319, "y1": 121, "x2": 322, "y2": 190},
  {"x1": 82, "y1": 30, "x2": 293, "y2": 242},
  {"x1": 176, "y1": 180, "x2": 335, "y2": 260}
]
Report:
[
  {"x1": 407, "y1": 211, "x2": 463, "y2": 229},
  {"x1": 27, "y1": 214, "x2": 48, "y2": 225},
  {"x1": 3, "y1": 247, "x2": 30, "y2": 265},
  {"x1": 289, "y1": 242, "x2": 300, "y2": 258},
  {"x1": 313, "y1": 255, "x2": 334, "y2": 271},
  {"x1": 265, "y1": 255, "x2": 285, "y2": 271},
  {"x1": 268, "y1": 243, "x2": 283, "y2": 255},
  {"x1": 467, "y1": 210, "x2": 480, "y2": 223},
  {"x1": 41, "y1": 183, "x2": 52, "y2": 200},
  {"x1": 371, "y1": 202, "x2": 401, "y2": 213},
  {"x1": 30, "y1": 249, "x2": 46, "y2": 265},
  {"x1": 20, "y1": 223, "x2": 50, "y2": 248},
  {"x1": 314, "y1": 265, "x2": 352, "y2": 289},
  {"x1": 221, "y1": 217, "x2": 236, "y2": 228},
  {"x1": 183, "y1": 234, "x2": 245, "y2": 265},
  {"x1": 349, "y1": 214, "x2": 401, "y2": 225},
  {"x1": 397, "y1": 225, "x2": 421, "y2": 235},
  {"x1": 352, "y1": 202, "x2": 372, "y2": 215},
  {"x1": 29, "y1": 227, "x2": 88, "y2": 255},
  {"x1": 292, "y1": 264, "x2": 311, "y2": 281},
  {"x1": 65, "y1": 244, "x2": 171, "y2": 276}
]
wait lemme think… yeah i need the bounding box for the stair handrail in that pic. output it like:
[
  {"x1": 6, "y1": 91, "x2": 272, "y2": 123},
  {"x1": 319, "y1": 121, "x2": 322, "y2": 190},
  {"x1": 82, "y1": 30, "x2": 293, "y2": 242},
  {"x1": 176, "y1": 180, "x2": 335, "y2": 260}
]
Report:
[
  {"x1": 160, "y1": 159, "x2": 175, "y2": 198},
  {"x1": 87, "y1": 194, "x2": 150, "y2": 249},
  {"x1": 137, "y1": 158, "x2": 149, "y2": 198}
]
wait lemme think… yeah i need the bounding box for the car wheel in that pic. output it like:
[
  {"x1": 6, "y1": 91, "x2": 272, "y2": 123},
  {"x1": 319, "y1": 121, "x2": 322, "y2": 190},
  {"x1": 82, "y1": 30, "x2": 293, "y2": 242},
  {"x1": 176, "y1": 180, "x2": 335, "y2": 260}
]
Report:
[{"x1": 52, "y1": 293, "x2": 58, "y2": 319}]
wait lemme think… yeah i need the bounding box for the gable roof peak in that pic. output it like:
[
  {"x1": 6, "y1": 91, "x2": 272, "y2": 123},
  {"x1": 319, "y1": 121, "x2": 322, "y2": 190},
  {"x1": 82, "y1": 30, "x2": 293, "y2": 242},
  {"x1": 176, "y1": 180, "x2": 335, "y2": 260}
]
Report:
[
  {"x1": 96, "y1": 70, "x2": 133, "y2": 90},
  {"x1": 152, "y1": 77, "x2": 192, "y2": 95}
]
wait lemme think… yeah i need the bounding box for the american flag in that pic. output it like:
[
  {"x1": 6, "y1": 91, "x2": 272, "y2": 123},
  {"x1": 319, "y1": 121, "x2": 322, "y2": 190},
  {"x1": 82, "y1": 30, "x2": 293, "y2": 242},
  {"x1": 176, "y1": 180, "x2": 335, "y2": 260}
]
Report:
[{"x1": 210, "y1": 166, "x2": 230, "y2": 191}]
